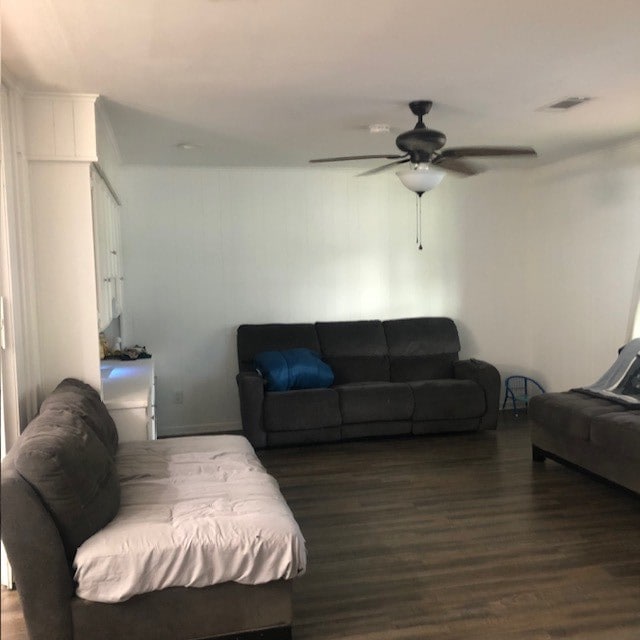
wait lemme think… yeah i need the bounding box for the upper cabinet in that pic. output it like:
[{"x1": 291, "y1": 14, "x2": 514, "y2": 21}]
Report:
[
  {"x1": 25, "y1": 94, "x2": 126, "y2": 333},
  {"x1": 91, "y1": 165, "x2": 124, "y2": 331}
]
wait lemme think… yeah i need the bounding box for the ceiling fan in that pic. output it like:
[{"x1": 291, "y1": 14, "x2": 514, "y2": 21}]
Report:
[
  {"x1": 310, "y1": 101, "x2": 537, "y2": 251},
  {"x1": 309, "y1": 100, "x2": 537, "y2": 190}
]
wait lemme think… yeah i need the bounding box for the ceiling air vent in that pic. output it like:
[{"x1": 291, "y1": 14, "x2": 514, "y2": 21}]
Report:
[{"x1": 539, "y1": 97, "x2": 593, "y2": 111}]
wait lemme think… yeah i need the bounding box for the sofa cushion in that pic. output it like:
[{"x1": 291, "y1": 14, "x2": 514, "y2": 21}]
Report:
[
  {"x1": 410, "y1": 379, "x2": 485, "y2": 420},
  {"x1": 589, "y1": 410, "x2": 640, "y2": 460},
  {"x1": 384, "y1": 318, "x2": 460, "y2": 382},
  {"x1": 316, "y1": 321, "x2": 389, "y2": 383},
  {"x1": 324, "y1": 356, "x2": 390, "y2": 384},
  {"x1": 237, "y1": 323, "x2": 320, "y2": 372},
  {"x1": 263, "y1": 388, "x2": 341, "y2": 432},
  {"x1": 40, "y1": 378, "x2": 118, "y2": 458},
  {"x1": 254, "y1": 348, "x2": 334, "y2": 391},
  {"x1": 336, "y1": 382, "x2": 414, "y2": 424},
  {"x1": 529, "y1": 392, "x2": 630, "y2": 441},
  {"x1": 316, "y1": 320, "x2": 388, "y2": 356},
  {"x1": 383, "y1": 317, "x2": 461, "y2": 356},
  {"x1": 390, "y1": 355, "x2": 455, "y2": 382},
  {"x1": 14, "y1": 409, "x2": 120, "y2": 559}
]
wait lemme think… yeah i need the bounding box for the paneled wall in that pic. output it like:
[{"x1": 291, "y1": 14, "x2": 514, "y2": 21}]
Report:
[
  {"x1": 523, "y1": 140, "x2": 640, "y2": 391},
  {"x1": 120, "y1": 167, "x2": 520, "y2": 434},
  {"x1": 120, "y1": 141, "x2": 640, "y2": 435}
]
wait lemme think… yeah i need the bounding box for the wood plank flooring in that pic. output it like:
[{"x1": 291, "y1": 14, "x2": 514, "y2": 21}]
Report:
[{"x1": 2, "y1": 416, "x2": 639, "y2": 639}]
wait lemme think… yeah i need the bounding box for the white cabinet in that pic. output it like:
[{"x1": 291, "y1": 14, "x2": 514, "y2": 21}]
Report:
[
  {"x1": 91, "y1": 165, "x2": 123, "y2": 331},
  {"x1": 101, "y1": 359, "x2": 156, "y2": 442}
]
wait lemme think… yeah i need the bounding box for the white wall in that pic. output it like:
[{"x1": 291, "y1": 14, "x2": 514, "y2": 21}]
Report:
[
  {"x1": 120, "y1": 140, "x2": 640, "y2": 434},
  {"x1": 120, "y1": 167, "x2": 472, "y2": 434},
  {"x1": 524, "y1": 139, "x2": 640, "y2": 391},
  {"x1": 96, "y1": 100, "x2": 122, "y2": 194},
  {"x1": 432, "y1": 169, "x2": 534, "y2": 372}
]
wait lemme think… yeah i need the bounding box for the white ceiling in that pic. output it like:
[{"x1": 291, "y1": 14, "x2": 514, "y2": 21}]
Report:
[{"x1": 3, "y1": 0, "x2": 640, "y2": 170}]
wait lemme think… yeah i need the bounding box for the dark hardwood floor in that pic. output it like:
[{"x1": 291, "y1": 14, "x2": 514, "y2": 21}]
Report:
[{"x1": 3, "y1": 414, "x2": 639, "y2": 639}]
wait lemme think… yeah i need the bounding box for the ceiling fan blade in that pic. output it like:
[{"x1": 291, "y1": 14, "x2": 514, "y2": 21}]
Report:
[
  {"x1": 439, "y1": 146, "x2": 537, "y2": 159},
  {"x1": 432, "y1": 156, "x2": 481, "y2": 176},
  {"x1": 357, "y1": 156, "x2": 410, "y2": 177},
  {"x1": 309, "y1": 154, "x2": 405, "y2": 163}
]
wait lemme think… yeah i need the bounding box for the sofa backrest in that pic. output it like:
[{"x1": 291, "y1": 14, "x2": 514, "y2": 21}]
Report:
[
  {"x1": 40, "y1": 378, "x2": 119, "y2": 457},
  {"x1": 1, "y1": 379, "x2": 121, "y2": 639},
  {"x1": 315, "y1": 320, "x2": 390, "y2": 384},
  {"x1": 236, "y1": 317, "x2": 461, "y2": 384},
  {"x1": 383, "y1": 317, "x2": 460, "y2": 381},
  {"x1": 237, "y1": 323, "x2": 321, "y2": 372},
  {"x1": 11, "y1": 404, "x2": 121, "y2": 562}
]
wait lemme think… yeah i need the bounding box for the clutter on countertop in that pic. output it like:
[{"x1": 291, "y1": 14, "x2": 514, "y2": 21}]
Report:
[
  {"x1": 99, "y1": 333, "x2": 109, "y2": 360},
  {"x1": 100, "y1": 332, "x2": 151, "y2": 360},
  {"x1": 106, "y1": 345, "x2": 152, "y2": 361}
]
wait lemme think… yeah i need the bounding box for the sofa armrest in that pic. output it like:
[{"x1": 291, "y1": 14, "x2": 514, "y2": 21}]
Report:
[
  {"x1": 454, "y1": 359, "x2": 501, "y2": 430},
  {"x1": 236, "y1": 371, "x2": 267, "y2": 449},
  {"x1": 1, "y1": 451, "x2": 74, "y2": 640}
]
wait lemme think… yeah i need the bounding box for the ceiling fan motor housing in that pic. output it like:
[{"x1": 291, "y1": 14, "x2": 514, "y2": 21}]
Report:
[
  {"x1": 396, "y1": 100, "x2": 446, "y2": 162},
  {"x1": 395, "y1": 128, "x2": 447, "y2": 163}
]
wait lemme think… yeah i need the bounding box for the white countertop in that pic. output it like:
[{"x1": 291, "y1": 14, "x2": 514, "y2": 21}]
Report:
[{"x1": 100, "y1": 358, "x2": 154, "y2": 410}]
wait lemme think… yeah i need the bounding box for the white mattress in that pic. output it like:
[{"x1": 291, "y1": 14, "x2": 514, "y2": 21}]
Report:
[{"x1": 73, "y1": 435, "x2": 306, "y2": 603}]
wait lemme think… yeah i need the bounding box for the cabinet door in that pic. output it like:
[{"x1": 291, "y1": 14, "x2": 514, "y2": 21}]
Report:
[
  {"x1": 111, "y1": 407, "x2": 149, "y2": 443},
  {"x1": 147, "y1": 375, "x2": 157, "y2": 439},
  {"x1": 91, "y1": 166, "x2": 122, "y2": 331},
  {"x1": 92, "y1": 171, "x2": 112, "y2": 330},
  {"x1": 111, "y1": 201, "x2": 124, "y2": 319}
]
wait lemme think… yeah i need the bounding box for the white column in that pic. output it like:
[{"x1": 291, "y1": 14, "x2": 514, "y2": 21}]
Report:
[{"x1": 24, "y1": 93, "x2": 101, "y2": 394}]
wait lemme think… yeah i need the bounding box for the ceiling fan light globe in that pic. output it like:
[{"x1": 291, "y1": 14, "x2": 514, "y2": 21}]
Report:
[{"x1": 396, "y1": 164, "x2": 445, "y2": 194}]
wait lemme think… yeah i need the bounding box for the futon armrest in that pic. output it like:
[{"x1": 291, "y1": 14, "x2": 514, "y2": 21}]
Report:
[
  {"x1": 1, "y1": 451, "x2": 75, "y2": 640},
  {"x1": 236, "y1": 371, "x2": 267, "y2": 449},
  {"x1": 454, "y1": 359, "x2": 501, "y2": 430}
]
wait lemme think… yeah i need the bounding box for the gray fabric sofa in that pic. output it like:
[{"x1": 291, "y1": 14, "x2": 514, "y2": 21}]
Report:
[
  {"x1": 1, "y1": 379, "x2": 294, "y2": 640},
  {"x1": 236, "y1": 317, "x2": 500, "y2": 448},
  {"x1": 529, "y1": 345, "x2": 640, "y2": 494}
]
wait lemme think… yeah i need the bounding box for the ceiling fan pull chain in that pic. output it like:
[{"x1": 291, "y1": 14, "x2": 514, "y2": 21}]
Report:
[
  {"x1": 418, "y1": 194, "x2": 423, "y2": 251},
  {"x1": 415, "y1": 195, "x2": 419, "y2": 245}
]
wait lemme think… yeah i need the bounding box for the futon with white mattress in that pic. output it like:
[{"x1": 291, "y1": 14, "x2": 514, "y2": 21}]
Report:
[
  {"x1": 75, "y1": 435, "x2": 306, "y2": 603},
  {"x1": 1, "y1": 378, "x2": 305, "y2": 640}
]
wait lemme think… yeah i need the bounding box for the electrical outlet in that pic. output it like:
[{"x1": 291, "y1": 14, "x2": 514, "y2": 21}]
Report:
[{"x1": 174, "y1": 391, "x2": 184, "y2": 405}]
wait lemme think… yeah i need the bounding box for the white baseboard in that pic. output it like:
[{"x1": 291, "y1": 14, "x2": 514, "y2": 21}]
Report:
[{"x1": 159, "y1": 421, "x2": 242, "y2": 438}]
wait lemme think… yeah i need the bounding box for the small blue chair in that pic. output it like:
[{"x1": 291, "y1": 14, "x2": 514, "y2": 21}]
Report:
[{"x1": 502, "y1": 376, "x2": 546, "y2": 415}]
